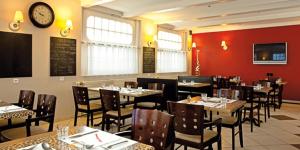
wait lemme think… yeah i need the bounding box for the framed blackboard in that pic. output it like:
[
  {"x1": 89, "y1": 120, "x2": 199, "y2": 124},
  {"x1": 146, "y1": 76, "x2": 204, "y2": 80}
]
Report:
[
  {"x1": 143, "y1": 47, "x2": 155, "y2": 73},
  {"x1": 0, "y1": 31, "x2": 32, "y2": 78},
  {"x1": 50, "y1": 37, "x2": 76, "y2": 76}
]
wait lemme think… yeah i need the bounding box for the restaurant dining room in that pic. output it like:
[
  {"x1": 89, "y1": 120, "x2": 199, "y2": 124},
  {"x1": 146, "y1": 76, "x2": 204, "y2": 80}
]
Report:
[{"x1": 1, "y1": 0, "x2": 300, "y2": 150}]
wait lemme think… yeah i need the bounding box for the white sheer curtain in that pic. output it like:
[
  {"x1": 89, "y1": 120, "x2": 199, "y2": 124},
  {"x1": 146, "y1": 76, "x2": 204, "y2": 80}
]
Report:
[
  {"x1": 82, "y1": 14, "x2": 138, "y2": 76},
  {"x1": 87, "y1": 44, "x2": 137, "y2": 75},
  {"x1": 157, "y1": 31, "x2": 187, "y2": 73}
]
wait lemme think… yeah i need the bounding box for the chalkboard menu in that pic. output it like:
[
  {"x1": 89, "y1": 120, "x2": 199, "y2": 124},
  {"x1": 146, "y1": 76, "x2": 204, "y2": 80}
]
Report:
[
  {"x1": 143, "y1": 47, "x2": 155, "y2": 73},
  {"x1": 50, "y1": 37, "x2": 76, "y2": 76}
]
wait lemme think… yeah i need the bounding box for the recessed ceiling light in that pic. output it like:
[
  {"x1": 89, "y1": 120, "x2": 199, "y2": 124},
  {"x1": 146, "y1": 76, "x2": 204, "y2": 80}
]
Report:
[
  {"x1": 95, "y1": 0, "x2": 115, "y2": 5},
  {"x1": 153, "y1": 7, "x2": 184, "y2": 13}
]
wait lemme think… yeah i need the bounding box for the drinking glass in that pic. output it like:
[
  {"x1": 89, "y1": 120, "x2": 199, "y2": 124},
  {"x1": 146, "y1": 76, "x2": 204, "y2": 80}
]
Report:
[
  {"x1": 266, "y1": 82, "x2": 271, "y2": 88},
  {"x1": 137, "y1": 87, "x2": 143, "y2": 92},
  {"x1": 201, "y1": 93, "x2": 207, "y2": 102},
  {"x1": 191, "y1": 80, "x2": 195, "y2": 85},
  {"x1": 241, "y1": 82, "x2": 246, "y2": 86},
  {"x1": 183, "y1": 80, "x2": 186, "y2": 84},
  {"x1": 187, "y1": 95, "x2": 192, "y2": 103}
]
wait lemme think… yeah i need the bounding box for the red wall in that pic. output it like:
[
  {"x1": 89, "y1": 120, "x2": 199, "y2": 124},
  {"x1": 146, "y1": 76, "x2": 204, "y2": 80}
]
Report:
[{"x1": 192, "y1": 25, "x2": 300, "y2": 101}]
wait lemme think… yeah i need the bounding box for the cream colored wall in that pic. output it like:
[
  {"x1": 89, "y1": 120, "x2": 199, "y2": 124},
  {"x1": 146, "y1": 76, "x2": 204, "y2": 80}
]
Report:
[
  {"x1": 0, "y1": 0, "x2": 83, "y2": 120},
  {"x1": 0, "y1": 0, "x2": 188, "y2": 120}
]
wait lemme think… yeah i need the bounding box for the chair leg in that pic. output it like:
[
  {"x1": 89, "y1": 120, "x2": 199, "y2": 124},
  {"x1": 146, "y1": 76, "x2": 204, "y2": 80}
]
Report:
[
  {"x1": 267, "y1": 102, "x2": 270, "y2": 118},
  {"x1": 117, "y1": 118, "x2": 121, "y2": 132},
  {"x1": 264, "y1": 104, "x2": 267, "y2": 122},
  {"x1": 91, "y1": 112, "x2": 94, "y2": 126},
  {"x1": 86, "y1": 113, "x2": 90, "y2": 127},
  {"x1": 74, "y1": 110, "x2": 78, "y2": 126},
  {"x1": 101, "y1": 117, "x2": 105, "y2": 131},
  {"x1": 184, "y1": 145, "x2": 187, "y2": 150},
  {"x1": 208, "y1": 144, "x2": 213, "y2": 150},
  {"x1": 243, "y1": 109, "x2": 246, "y2": 120},
  {"x1": 239, "y1": 122, "x2": 244, "y2": 147},
  {"x1": 258, "y1": 107, "x2": 260, "y2": 127},
  {"x1": 250, "y1": 109, "x2": 253, "y2": 132},
  {"x1": 232, "y1": 127, "x2": 235, "y2": 150},
  {"x1": 218, "y1": 138, "x2": 222, "y2": 150}
]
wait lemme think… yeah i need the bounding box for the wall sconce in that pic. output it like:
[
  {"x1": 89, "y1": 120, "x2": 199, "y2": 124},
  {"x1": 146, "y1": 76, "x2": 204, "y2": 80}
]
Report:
[
  {"x1": 147, "y1": 35, "x2": 157, "y2": 47},
  {"x1": 60, "y1": 19, "x2": 73, "y2": 37},
  {"x1": 9, "y1": 11, "x2": 24, "y2": 31},
  {"x1": 221, "y1": 40, "x2": 228, "y2": 50}
]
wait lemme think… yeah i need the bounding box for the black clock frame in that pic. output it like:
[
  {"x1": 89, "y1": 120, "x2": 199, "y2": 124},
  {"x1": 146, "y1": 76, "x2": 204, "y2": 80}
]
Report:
[{"x1": 29, "y1": 2, "x2": 55, "y2": 28}]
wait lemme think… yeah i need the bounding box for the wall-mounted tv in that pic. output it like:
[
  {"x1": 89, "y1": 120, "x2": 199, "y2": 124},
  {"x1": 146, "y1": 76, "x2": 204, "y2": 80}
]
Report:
[
  {"x1": 253, "y1": 42, "x2": 287, "y2": 64},
  {"x1": 0, "y1": 31, "x2": 32, "y2": 78}
]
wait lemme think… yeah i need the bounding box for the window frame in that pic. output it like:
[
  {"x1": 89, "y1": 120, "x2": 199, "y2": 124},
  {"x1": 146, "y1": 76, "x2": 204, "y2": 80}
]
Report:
[
  {"x1": 81, "y1": 9, "x2": 139, "y2": 76},
  {"x1": 156, "y1": 29, "x2": 187, "y2": 73}
]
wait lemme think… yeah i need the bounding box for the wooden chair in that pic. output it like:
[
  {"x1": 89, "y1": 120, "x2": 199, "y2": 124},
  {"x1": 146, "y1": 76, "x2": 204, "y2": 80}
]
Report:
[
  {"x1": 212, "y1": 89, "x2": 244, "y2": 150},
  {"x1": 252, "y1": 80, "x2": 273, "y2": 122},
  {"x1": 273, "y1": 84, "x2": 284, "y2": 109},
  {"x1": 72, "y1": 86, "x2": 102, "y2": 127},
  {"x1": 167, "y1": 101, "x2": 222, "y2": 150},
  {"x1": 135, "y1": 83, "x2": 165, "y2": 110},
  {"x1": 115, "y1": 109, "x2": 175, "y2": 150},
  {"x1": 235, "y1": 86, "x2": 259, "y2": 132},
  {"x1": 1, "y1": 94, "x2": 56, "y2": 140},
  {"x1": 5, "y1": 90, "x2": 36, "y2": 130},
  {"x1": 100, "y1": 89, "x2": 133, "y2": 132}
]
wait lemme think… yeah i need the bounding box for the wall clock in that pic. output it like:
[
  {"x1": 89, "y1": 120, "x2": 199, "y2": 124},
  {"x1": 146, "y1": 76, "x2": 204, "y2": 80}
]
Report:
[{"x1": 29, "y1": 2, "x2": 55, "y2": 28}]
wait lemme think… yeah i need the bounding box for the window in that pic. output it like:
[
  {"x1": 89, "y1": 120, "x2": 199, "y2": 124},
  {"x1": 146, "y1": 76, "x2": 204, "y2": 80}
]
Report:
[
  {"x1": 157, "y1": 31, "x2": 187, "y2": 73},
  {"x1": 82, "y1": 11, "x2": 138, "y2": 76}
]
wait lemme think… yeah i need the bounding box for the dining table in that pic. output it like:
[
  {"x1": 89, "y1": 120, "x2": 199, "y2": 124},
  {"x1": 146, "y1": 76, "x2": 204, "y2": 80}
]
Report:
[
  {"x1": 88, "y1": 87, "x2": 162, "y2": 98},
  {"x1": 178, "y1": 96, "x2": 246, "y2": 126},
  {"x1": 0, "y1": 126, "x2": 154, "y2": 150},
  {"x1": 0, "y1": 101, "x2": 34, "y2": 120},
  {"x1": 178, "y1": 82, "x2": 211, "y2": 88}
]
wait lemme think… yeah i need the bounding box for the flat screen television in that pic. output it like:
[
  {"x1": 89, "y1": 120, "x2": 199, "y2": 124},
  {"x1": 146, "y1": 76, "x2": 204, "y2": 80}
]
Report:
[
  {"x1": 0, "y1": 31, "x2": 32, "y2": 78},
  {"x1": 253, "y1": 42, "x2": 287, "y2": 64}
]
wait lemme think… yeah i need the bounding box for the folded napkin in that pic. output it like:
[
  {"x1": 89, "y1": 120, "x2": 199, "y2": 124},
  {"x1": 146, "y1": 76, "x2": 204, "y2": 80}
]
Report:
[{"x1": 206, "y1": 98, "x2": 221, "y2": 103}]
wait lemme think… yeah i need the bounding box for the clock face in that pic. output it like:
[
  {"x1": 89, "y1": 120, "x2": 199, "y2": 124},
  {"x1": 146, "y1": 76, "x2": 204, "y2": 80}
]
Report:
[{"x1": 29, "y1": 2, "x2": 55, "y2": 28}]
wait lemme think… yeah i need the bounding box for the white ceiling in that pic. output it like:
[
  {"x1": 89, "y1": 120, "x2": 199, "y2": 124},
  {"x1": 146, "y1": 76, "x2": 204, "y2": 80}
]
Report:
[{"x1": 81, "y1": 0, "x2": 300, "y2": 33}]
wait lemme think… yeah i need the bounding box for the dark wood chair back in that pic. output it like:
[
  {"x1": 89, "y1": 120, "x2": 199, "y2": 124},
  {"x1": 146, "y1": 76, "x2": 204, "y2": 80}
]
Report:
[
  {"x1": 99, "y1": 89, "x2": 120, "y2": 112},
  {"x1": 36, "y1": 94, "x2": 56, "y2": 123},
  {"x1": 72, "y1": 86, "x2": 90, "y2": 107},
  {"x1": 132, "y1": 109, "x2": 174, "y2": 150},
  {"x1": 18, "y1": 90, "x2": 35, "y2": 110},
  {"x1": 232, "y1": 86, "x2": 254, "y2": 102},
  {"x1": 124, "y1": 81, "x2": 138, "y2": 88},
  {"x1": 167, "y1": 102, "x2": 205, "y2": 137}
]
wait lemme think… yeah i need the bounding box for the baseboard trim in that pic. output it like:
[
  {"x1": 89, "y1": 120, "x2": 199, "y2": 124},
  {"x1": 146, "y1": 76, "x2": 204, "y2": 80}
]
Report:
[{"x1": 282, "y1": 99, "x2": 300, "y2": 104}]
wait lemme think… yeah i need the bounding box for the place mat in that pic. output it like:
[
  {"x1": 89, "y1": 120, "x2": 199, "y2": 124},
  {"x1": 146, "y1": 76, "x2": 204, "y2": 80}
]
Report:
[
  {"x1": 0, "y1": 105, "x2": 26, "y2": 113},
  {"x1": 17, "y1": 143, "x2": 55, "y2": 150},
  {"x1": 62, "y1": 128, "x2": 137, "y2": 150}
]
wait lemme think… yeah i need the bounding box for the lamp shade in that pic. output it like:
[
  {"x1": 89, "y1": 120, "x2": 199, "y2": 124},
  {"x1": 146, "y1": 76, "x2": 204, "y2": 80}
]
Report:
[
  {"x1": 66, "y1": 19, "x2": 73, "y2": 29},
  {"x1": 14, "y1": 11, "x2": 24, "y2": 23},
  {"x1": 192, "y1": 42, "x2": 196, "y2": 48}
]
